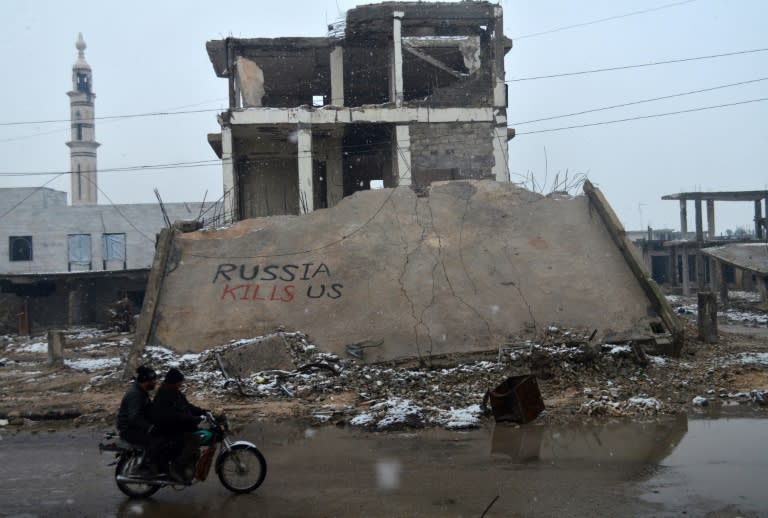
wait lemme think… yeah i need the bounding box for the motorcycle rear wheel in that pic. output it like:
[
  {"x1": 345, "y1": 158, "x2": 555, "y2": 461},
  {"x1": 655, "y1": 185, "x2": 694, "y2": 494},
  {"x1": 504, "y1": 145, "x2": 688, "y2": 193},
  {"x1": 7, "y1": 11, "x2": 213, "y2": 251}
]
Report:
[
  {"x1": 115, "y1": 454, "x2": 161, "y2": 499},
  {"x1": 216, "y1": 444, "x2": 267, "y2": 493}
]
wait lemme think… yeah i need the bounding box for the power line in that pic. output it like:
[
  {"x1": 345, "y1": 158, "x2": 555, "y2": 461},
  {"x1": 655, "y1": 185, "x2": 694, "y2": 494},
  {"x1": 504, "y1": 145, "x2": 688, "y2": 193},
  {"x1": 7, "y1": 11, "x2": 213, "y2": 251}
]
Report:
[
  {"x1": 0, "y1": 159, "x2": 224, "y2": 177},
  {"x1": 512, "y1": 0, "x2": 699, "y2": 40},
  {"x1": 510, "y1": 76, "x2": 768, "y2": 126},
  {"x1": 515, "y1": 97, "x2": 768, "y2": 135},
  {"x1": 507, "y1": 48, "x2": 768, "y2": 82},
  {"x1": 0, "y1": 107, "x2": 223, "y2": 128}
]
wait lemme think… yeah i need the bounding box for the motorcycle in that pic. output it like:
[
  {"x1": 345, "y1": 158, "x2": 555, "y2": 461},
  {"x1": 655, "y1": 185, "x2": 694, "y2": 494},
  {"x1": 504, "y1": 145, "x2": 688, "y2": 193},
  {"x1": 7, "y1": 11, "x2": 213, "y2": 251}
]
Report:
[{"x1": 99, "y1": 412, "x2": 267, "y2": 498}]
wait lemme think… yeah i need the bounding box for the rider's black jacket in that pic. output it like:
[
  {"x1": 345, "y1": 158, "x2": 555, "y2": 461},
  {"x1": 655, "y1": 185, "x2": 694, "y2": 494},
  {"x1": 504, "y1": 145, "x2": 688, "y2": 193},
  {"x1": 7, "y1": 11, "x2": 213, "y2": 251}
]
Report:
[
  {"x1": 116, "y1": 381, "x2": 153, "y2": 435},
  {"x1": 151, "y1": 384, "x2": 206, "y2": 435}
]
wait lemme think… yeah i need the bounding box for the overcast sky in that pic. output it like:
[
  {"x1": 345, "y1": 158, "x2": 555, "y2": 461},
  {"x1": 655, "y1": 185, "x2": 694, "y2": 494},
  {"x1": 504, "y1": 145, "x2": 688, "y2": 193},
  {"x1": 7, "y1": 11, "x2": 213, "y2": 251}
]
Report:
[{"x1": 1, "y1": 0, "x2": 766, "y2": 234}]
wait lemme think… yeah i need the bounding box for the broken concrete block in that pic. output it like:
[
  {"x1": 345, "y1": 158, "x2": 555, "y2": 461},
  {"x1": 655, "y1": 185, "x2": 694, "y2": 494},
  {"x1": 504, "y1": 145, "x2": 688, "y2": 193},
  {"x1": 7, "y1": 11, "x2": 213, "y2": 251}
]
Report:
[{"x1": 218, "y1": 334, "x2": 295, "y2": 377}]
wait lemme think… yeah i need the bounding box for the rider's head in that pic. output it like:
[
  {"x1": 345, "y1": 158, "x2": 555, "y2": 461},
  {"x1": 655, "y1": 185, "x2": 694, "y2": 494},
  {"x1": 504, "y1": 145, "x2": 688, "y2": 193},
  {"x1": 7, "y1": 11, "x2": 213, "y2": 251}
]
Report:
[
  {"x1": 135, "y1": 365, "x2": 157, "y2": 391},
  {"x1": 163, "y1": 367, "x2": 185, "y2": 388}
]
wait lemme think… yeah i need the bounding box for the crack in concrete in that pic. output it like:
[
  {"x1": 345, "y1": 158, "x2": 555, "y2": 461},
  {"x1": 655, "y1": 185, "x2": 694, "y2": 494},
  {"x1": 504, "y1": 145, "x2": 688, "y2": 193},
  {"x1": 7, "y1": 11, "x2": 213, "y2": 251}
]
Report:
[
  {"x1": 414, "y1": 196, "x2": 437, "y2": 361},
  {"x1": 428, "y1": 193, "x2": 493, "y2": 343},
  {"x1": 392, "y1": 194, "x2": 425, "y2": 363},
  {"x1": 502, "y1": 245, "x2": 538, "y2": 333},
  {"x1": 457, "y1": 193, "x2": 478, "y2": 295}
]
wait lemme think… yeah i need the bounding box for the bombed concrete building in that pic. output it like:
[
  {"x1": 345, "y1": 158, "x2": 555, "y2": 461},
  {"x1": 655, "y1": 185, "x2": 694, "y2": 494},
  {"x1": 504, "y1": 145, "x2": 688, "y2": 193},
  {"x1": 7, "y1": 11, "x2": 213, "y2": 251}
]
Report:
[{"x1": 206, "y1": 1, "x2": 513, "y2": 220}]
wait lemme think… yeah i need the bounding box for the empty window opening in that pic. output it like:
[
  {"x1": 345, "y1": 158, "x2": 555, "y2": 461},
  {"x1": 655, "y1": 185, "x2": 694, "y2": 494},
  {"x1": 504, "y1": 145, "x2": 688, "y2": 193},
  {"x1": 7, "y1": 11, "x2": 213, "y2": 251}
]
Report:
[
  {"x1": 312, "y1": 95, "x2": 325, "y2": 107},
  {"x1": 9, "y1": 236, "x2": 33, "y2": 262},
  {"x1": 76, "y1": 72, "x2": 90, "y2": 93}
]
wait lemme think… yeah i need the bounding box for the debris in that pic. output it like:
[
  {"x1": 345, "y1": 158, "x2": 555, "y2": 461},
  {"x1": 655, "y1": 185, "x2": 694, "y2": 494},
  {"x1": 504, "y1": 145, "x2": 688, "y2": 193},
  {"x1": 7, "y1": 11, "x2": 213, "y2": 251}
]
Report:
[
  {"x1": 692, "y1": 396, "x2": 709, "y2": 407},
  {"x1": 482, "y1": 375, "x2": 545, "y2": 424}
]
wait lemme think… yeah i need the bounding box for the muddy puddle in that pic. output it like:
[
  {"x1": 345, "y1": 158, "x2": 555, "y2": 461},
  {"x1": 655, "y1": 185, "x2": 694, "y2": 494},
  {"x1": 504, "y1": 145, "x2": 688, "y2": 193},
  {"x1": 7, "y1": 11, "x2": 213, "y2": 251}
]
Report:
[{"x1": 2, "y1": 413, "x2": 767, "y2": 517}]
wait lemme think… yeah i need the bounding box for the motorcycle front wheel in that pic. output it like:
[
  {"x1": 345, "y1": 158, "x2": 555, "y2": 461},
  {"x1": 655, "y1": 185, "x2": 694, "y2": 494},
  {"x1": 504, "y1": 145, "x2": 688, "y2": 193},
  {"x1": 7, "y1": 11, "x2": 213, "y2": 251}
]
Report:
[
  {"x1": 115, "y1": 453, "x2": 160, "y2": 499},
  {"x1": 216, "y1": 444, "x2": 267, "y2": 493}
]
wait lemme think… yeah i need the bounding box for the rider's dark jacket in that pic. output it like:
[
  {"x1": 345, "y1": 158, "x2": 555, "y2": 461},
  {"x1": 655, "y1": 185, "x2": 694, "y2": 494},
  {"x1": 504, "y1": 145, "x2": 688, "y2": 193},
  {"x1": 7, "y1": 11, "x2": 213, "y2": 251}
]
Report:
[
  {"x1": 116, "y1": 381, "x2": 153, "y2": 437},
  {"x1": 151, "y1": 384, "x2": 205, "y2": 435}
]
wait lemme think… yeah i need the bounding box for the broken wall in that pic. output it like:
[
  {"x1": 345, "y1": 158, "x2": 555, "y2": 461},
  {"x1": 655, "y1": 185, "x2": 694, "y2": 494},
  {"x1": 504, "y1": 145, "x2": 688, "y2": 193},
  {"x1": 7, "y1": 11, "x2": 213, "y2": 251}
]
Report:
[
  {"x1": 147, "y1": 181, "x2": 664, "y2": 360},
  {"x1": 410, "y1": 122, "x2": 494, "y2": 186}
]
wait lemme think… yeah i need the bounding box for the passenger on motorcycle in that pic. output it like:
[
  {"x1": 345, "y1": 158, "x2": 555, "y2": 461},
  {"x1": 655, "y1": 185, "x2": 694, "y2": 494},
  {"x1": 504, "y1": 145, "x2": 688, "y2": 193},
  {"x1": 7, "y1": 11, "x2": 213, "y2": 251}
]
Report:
[
  {"x1": 152, "y1": 368, "x2": 209, "y2": 482},
  {"x1": 116, "y1": 365, "x2": 163, "y2": 476}
]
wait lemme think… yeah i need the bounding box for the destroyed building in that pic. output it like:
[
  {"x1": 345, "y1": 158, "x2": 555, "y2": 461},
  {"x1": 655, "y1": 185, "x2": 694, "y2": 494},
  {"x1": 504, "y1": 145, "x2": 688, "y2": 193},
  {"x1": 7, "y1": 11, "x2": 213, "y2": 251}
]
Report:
[
  {"x1": 631, "y1": 190, "x2": 768, "y2": 301},
  {"x1": 205, "y1": 1, "x2": 513, "y2": 220},
  {"x1": 126, "y1": 2, "x2": 682, "y2": 368}
]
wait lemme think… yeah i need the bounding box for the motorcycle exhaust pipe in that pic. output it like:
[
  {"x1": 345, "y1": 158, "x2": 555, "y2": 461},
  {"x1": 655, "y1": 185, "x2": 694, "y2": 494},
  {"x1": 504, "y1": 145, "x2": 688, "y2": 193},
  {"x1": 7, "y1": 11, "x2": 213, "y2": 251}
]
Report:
[{"x1": 115, "y1": 475, "x2": 165, "y2": 486}]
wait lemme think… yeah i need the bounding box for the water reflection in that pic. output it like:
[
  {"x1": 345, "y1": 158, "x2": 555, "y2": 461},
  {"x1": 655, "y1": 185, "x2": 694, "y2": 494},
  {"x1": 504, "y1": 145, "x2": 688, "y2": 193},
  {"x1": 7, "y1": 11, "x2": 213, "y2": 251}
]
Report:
[{"x1": 491, "y1": 414, "x2": 689, "y2": 467}]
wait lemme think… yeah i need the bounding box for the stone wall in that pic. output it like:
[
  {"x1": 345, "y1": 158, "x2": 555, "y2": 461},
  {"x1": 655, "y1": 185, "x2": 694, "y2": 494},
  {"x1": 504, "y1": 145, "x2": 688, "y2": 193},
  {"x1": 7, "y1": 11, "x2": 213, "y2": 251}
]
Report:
[{"x1": 147, "y1": 181, "x2": 663, "y2": 361}]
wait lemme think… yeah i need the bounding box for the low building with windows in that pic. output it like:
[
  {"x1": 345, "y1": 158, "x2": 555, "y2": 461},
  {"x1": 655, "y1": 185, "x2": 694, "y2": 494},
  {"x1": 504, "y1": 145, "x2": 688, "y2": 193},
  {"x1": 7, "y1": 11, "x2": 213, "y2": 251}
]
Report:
[
  {"x1": 0, "y1": 35, "x2": 208, "y2": 333},
  {"x1": 0, "y1": 186, "x2": 205, "y2": 333}
]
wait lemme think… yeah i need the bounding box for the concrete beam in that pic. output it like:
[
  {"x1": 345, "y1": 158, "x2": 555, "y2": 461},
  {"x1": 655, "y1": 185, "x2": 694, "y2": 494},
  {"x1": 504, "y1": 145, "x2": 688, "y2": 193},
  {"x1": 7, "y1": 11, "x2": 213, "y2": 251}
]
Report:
[
  {"x1": 297, "y1": 126, "x2": 313, "y2": 214},
  {"x1": 124, "y1": 227, "x2": 178, "y2": 380},
  {"x1": 228, "y1": 107, "x2": 495, "y2": 126},
  {"x1": 330, "y1": 46, "x2": 344, "y2": 106},
  {"x1": 583, "y1": 180, "x2": 684, "y2": 346}
]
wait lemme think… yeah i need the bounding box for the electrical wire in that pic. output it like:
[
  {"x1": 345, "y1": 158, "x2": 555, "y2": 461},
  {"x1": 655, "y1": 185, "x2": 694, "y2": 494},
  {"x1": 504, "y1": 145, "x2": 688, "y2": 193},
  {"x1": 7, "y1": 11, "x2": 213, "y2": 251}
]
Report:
[
  {"x1": 510, "y1": 76, "x2": 768, "y2": 126},
  {"x1": 507, "y1": 48, "x2": 768, "y2": 82},
  {"x1": 512, "y1": 0, "x2": 699, "y2": 40},
  {"x1": 515, "y1": 97, "x2": 768, "y2": 135}
]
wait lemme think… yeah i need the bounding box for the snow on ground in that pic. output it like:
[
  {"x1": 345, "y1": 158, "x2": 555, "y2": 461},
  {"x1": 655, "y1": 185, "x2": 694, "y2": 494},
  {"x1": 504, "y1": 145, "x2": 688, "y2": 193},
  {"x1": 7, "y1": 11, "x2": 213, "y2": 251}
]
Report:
[
  {"x1": 10, "y1": 342, "x2": 47, "y2": 353},
  {"x1": 666, "y1": 294, "x2": 767, "y2": 326},
  {"x1": 733, "y1": 352, "x2": 768, "y2": 365},
  {"x1": 65, "y1": 357, "x2": 122, "y2": 372}
]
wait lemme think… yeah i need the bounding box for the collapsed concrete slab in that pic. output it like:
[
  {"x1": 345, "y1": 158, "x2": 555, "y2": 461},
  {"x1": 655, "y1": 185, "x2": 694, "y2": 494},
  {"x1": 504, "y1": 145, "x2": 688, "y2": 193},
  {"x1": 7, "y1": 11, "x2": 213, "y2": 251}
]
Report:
[{"x1": 133, "y1": 180, "x2": 678, "y2": 363}]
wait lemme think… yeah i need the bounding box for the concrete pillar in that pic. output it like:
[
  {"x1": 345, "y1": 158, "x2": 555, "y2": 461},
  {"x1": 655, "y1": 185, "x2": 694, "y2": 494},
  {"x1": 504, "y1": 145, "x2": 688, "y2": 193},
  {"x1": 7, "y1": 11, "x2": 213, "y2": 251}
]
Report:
[
  {"x1": 297, "y1": 126, "x2": 313, "y2": 214},
  {"x1": 221, "y1": 126, "x2": 238, "y2": 221},
  {"x1": 706, "y1": 199, "x2": 715, "y2": 240},
  {"x1": 697, "y1": 292, "x2": 718, "y2": 344},
  {"x1": 492, "y1": 121, "x2": 509, "y2": 182},
  {"x1": 330, "y1": 46, "x2": 344, "y2": 107},
  {"x1": 47, "y1": 330, "x2": 65, "y2": 367},
  {"x1": 755, "y1": 200, "x2": 764, "y2": 239},
  {"x1": 390, "y1": 11, "x2": 405, "y2": 107},
  {"x1": 681, "y1": 245, "x2": 690, "y2": 296},
  {"x1": 694, "y1": 199, "x2": 704, "y2": 290},
  {"x1": 670, "y1": 247, "x2": 678, "y2": 287},
  {"x1": 492, "y1": 6, "x2": 506, "y2": 108},
  {"x1": 679, "y1": 200, "x2": 687, "y2": 236},
  {"x1": 326, "y1": 129, "x2": 344, "y2": 208},
  {"x1": 712, "y1": 259, "x2": 729, "y2": 302},
  {"x1": 393, "y1": 124, "x2": 411, "y2": 186},
  {"x1": 758, "y1": 276, "x2": 768, "y2": 304}
]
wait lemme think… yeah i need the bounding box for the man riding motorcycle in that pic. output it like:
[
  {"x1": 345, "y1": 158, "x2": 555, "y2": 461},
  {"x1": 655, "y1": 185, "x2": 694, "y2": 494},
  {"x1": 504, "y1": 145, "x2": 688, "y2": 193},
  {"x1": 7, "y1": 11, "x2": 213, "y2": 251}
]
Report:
[
  {"x1": 116, "y1": 365, "x2": 162, "y2": 476},
  {"x1": 152, "y1": 368, "x2": 209, "y2": 482}
]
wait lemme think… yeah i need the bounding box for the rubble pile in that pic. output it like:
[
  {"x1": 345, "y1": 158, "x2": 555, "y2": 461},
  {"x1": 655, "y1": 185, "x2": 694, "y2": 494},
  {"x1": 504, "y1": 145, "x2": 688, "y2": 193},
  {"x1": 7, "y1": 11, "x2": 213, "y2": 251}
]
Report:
[{"x1": 2, "y1": 311, "x2": 767, "y2": 431}]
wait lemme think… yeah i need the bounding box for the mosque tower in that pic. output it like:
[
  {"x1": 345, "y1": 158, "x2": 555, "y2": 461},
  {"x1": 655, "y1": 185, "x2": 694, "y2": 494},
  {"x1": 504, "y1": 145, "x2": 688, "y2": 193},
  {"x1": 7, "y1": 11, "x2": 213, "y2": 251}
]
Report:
[{"x1": 66, "y1": 33, "x2": 99, "y2": 205}]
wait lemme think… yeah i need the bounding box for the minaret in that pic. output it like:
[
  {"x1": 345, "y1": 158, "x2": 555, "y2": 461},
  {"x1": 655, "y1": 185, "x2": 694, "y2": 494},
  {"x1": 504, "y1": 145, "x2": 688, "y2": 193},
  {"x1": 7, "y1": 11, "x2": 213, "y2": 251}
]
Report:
[{"x1": 66, "y1": 33, "x2": 99, "y2": 205}]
